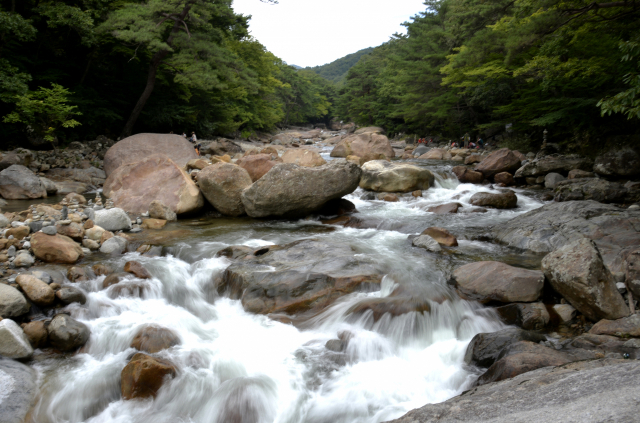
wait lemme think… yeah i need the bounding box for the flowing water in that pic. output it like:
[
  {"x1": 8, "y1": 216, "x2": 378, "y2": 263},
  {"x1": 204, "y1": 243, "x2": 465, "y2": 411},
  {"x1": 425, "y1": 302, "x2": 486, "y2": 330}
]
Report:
[{"x1": 26, "y1": 159, "x2": 546, "y2": 423}]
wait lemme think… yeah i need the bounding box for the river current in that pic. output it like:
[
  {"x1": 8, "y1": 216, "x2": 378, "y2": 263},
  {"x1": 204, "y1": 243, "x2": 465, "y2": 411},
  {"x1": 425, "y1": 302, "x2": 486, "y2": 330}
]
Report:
[{"x1": 26, "y1": 159, "x2": 545, "y2": 423}]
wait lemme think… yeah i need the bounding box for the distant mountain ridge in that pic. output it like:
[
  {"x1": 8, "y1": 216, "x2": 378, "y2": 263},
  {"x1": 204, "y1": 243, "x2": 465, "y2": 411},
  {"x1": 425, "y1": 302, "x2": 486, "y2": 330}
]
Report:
[{"x1": 305, "y1": 47, "x2": 375, "y2": 84}]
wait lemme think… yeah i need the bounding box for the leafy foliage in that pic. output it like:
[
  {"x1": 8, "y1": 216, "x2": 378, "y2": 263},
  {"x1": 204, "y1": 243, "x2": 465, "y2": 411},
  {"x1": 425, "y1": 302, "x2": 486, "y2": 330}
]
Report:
[{"x1": 305, "y1": 47, "x2": 374, "y2": 84}]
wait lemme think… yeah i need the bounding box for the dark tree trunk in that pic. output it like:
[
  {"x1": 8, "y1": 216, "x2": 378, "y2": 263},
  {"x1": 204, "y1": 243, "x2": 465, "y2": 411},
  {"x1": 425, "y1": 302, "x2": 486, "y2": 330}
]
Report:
[{"x1": 120, "y1": 1, "x2": 194, "y2": 139}]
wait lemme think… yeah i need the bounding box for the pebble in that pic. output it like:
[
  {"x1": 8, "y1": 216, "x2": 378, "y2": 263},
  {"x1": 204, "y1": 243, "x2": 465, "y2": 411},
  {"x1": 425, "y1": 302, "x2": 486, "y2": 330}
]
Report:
[
  {"x1": 58, "y1": 220, "x2": 72, "y2": 225},
  {"x1": 7, "y1": 246, "x2": 16, "y2": 257},
  {"x1": 42, "y1": 226, "x2": 57, "y2": 235},
  {"x1": 7, "y1": 235, "x2": 14, "y2": 240},
  {"x1": 616, "y1": 282, "x2": 627, "y2": 294},
  {"x1": 22, "y1": 241, "x2": 30, "y2": 249}
]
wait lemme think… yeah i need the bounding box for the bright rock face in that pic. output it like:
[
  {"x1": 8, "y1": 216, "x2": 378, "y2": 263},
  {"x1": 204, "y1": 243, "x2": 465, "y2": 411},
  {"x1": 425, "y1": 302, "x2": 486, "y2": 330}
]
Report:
[{"x1": 359, "y1": 160, "x2": 434, "y2": 193}]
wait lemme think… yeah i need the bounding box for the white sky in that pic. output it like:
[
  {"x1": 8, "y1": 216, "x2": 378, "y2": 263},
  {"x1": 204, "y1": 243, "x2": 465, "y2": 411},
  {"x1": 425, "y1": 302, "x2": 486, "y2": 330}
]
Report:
[{"x1": 232, "y1": 0, "x2": 427, "y2": 68}]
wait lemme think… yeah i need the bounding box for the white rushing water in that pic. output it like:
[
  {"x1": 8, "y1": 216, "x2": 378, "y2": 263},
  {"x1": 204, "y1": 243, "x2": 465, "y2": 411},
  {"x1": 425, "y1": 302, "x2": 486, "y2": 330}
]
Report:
[{"x1": 29, "y1": 162, "x2": 544, "y2": 423}]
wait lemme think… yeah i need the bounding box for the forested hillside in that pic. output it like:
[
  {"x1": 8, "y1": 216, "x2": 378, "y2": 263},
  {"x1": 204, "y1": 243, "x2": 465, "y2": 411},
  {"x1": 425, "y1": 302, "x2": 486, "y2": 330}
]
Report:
[
  {"x1": 334, "y1": 0, "x2": 640, "y2": 152},
  {"x1": 0, "y1": 0, "x2": 332, "y2": 148},
  {"x1": 305, "y1": 47, "x2": 374, "y2": 84}
]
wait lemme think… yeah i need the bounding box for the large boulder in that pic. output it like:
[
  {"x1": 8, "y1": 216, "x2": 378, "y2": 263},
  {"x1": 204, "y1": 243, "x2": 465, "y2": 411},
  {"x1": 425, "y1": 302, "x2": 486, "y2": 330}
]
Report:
[
  {"x1": 388, "y1": 359, "x2": 640, "y2": 423},
  {"x1": 30, "y1": 232, "x2": 83, "y2": 264},
  {"x1": 241, "y1": 161, "x2": 362, "y2": 218},
  {"x1": 464, "y1": 328, "x2": 547, "y2": 368},
  {"x1": 469, "y1": 190, "x2": 518, "y2": 209},
  {"x1": 542, "y1": 238, "x2": 629, "y2": 321},
  {"x1": 330, "y1": 133, "x2": 394, "y2": 158},
  {"x1": 15, "y1": 275, "x2": 55, "y2": 307},
  {"x1": 553, "y1": 178, "x2": 637, "y2": 204},
  {"x1": 492, "y1": 200, "x2": 640, "y2": 274},
  {"x1": 93, "y1": 208, "x2": 132, "y2": 231},
  {"x1": 593, "y1": 147, "x2": 640, "y2": 177},
  {"x1": 474, "y1": 148, "x2": 522, "y2": 179},
  {"x1": 359, "y1": 161, "x2": 434, "y2": 193},
  {"x1": 450, "y1": 261, "x2": 544, "y2": 303},
  {"x1": 121, "y1": 353, "x2": 177, "y2": 400},
  {"x1": 214, "y1": 239, "x2": 383, "y2": 314},
  {"x1": 197, "y1": 163, "x2": 253, "y2": 216},
  {"x1": 130, "y1": 325, "x2": 181, "y2": 353},
  {"x1": 514, "y1": 154, "x2": 593, "y2": 178},
  {"x1": 103, "y1": 154, "x2": 203, "y2": 215},
  {"x1": 281, "y1": 149, "x2": 326, "y2": 167},
  {"x1": 0, "y1": 165, "x2": 47, "y2": 199},
  {"x1": 0, "y1": 358, "x2": 37, "y2": 423},
  {"x1": 0, "y1": 319, "x2": 33, "y2": 359},
  {"x1": 589, "y1": 314, "x2": 640, "y2": 338},
  {"x1": 0, "y1": 283, "x2": 29, "y2": 317},
  {"x1": 47, "y1": 314, "x2": 90, "y2": 352},
  {"x1": 451, "y1": 166, "x2": 484, "y2": 183},
  {"x1": 103, "y1": 133, "x2": 198, "y2": 176},
  {"x1": 236, "y1": 154, "x2": 278, "y2": 182}
]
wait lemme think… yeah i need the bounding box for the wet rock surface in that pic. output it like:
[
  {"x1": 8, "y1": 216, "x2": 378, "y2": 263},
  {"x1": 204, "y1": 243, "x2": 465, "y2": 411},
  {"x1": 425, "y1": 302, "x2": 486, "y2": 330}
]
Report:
[
  {"x1": 359, "y1": 160, "x2": 434, "y2": 193},
  {"x1": 0, "y1": 358, "x2": 37, "y2": 423},
  {"x1": 120, "y1": 352, "x2": 177, "y2": 400}
]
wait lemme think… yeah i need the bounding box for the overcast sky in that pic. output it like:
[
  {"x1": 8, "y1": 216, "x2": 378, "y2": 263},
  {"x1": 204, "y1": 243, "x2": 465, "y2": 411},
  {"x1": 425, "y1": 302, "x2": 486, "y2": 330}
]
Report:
[{"x1": 232, "y1": 0, "x2": 427, "y2": 68}]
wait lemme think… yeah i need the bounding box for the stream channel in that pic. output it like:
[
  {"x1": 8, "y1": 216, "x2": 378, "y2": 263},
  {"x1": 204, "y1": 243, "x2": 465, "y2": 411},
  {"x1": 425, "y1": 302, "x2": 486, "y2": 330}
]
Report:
[{"x1": 25, "y1": 158, "x2": 546, "y2": 423}]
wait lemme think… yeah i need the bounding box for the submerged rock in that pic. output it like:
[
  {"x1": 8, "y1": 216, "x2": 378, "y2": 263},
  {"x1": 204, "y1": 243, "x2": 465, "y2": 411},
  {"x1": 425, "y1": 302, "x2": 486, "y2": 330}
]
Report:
[
  {"x1": 214, "y1": 239, "x2": 383, "y2": 314},
  {"x1": 411, "y1": 235, "x2": 442, "y2": 252},
  {"x1": 359, "y1": 160, "x2": 434, "y2": 193}
]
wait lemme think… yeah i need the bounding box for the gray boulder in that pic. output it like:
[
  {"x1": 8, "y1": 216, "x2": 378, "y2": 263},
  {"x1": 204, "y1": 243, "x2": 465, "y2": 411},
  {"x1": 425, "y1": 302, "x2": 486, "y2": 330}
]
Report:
[
  {"x1": 412, "y1": 145, "x2": 430, "y2": 157},
  {"x1": 359, "y1": 160, "x2": 434, "y2": 193},
  {"x1": 388, "y1": 359, "x2": 640, "y2": 423},
  {"x1": 0, "y1": 358, "x2": 37, "y2": 423},
  {"x1": 450, "y1": 261, "x2": 544, "y2": 303},
  {"x1": 241, "y1": 161, "x2": 362, "y2": 218},
  {"x1": 0, "y1": 283, "x2": 29, "y2": 317},
  {"x1": 99, "y1": 236, "x2": 128, "y2": 254},
  {"x1": 55, "y1": 286, "x2": 87, "y2": 305},
  {"x1": 0, "y1": 165, "x2": 46, "y2": 199},
  {"x1": 94, "y1": 208, "x2": 132, "y2": 231},
  {"x1": 544, "y1": 172, "x2": 565, "y2": 189},
  {"x1": 542, "y1": 238, "x2": 629, "y2": 321},
  {"x1": 593, "y1": 147, "x2": 640, "y2": 177},
  {"x1": 491, "y1": 200, "x2": 640, "y2": 274},
  {"x1": 464, "y1": 328, "x2": 546, "y2": 368},
  {"x1": 0, "y1": 319, "x2": 33, "y2": 359},
  {"x1": 469, "y1": 190, "x2": 518, "y2": 209},
  {"x1": 47, "y1": 314, "x2": 90, "y2": 352},
  {"x1": 514, "y1": 154, "x2": 593, "y2": 178},
  {"x1": 474, "y1": 148, "x2": 522, "y2": 179},
  {"x1": 411, "y1": 235, "x2": 442, "y2": 252},
  {"x1": 553, "y1": 178, "x2": 637, "y2": 204}
]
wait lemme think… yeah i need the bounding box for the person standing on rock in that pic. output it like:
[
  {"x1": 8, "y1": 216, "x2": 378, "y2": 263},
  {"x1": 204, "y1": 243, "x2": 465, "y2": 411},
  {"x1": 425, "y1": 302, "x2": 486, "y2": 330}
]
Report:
[{"x1": 463, "y1": 132, "x2": 470, "y2": 149}]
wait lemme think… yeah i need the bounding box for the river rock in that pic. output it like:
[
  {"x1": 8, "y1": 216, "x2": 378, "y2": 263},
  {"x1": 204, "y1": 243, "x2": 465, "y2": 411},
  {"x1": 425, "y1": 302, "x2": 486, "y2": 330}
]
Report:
[
  {"x1": 13, "y1": 252, "x2": 35, "y2": 268},
  {"x1": 474, "y1": 149, "x2": 522, "y2": 179},
  {"x1": 141, "y1": 218, "x2": 166, "y2": 229},
  {"x1": 589, "y1": 314, "x2": 640, "y2": 338},
  {"x1": 214, "y1": 239, "x2": 383, "y2": 314},
  {"x1": 464, "y1": 328, "x2": 546, "y2": 368},
  {"x1": 103, "y1": 133, "x2": 198, "y2": 176},
  {"x1": 103, "y1": 154, "x2": 203, "y2": 215},
  {"x1": 0, "y1": 357, "x2": 37, "y2": 423},
  {"x1": 38, "y1": 177, "x2": 58, "y2": 195},
  {"x1": 121, "y1": 353, "x2": 177, "y2": 400},
  {"x1": 544, "y1": 172, "x2": 565, "y2": 188},
  {"x1": 202, "y1": 138, "x2": 243, "y2": 156},
  {"x1": 465, "y1": 154, "x2": 483, "y2": 165},
  {"x1": 493, "y1": 172, "x2": 514, "y2": 186},
  {"x1": 93, "y1": 208, "x2": 132, "y2": 232},
  {"x1": 553, "y1": 178, "x2": 635, "y2": 204},
  {"x1": 412, "y1": 145, "x2": 430, "y2": 157},
  {"x1": 411, "y1": 235, "x2": 442, "y2": 252},
  {"x1": 236, "y1": 154, "x2": 278, "y2": 182},
  {"x1": 148, "y1": 200, "x2": 177, "y2": 221},
  {"x1": 330, "y1": 133, "x2": 394, "y2": 158},
  {"x1": 55, "y1": 286, "x2": 87, "y2": 305},
  {"x1": 418, "y1": 148, "x2": 451, "y2": 160},
  {"x1": 241, "y1": 161, "x2": 362, "y2": 218},
  {"x1": 0, "y1": 165, "x2": 47, "y2": 199},
  {"x1": 103, "y1": 272, "x2": 129, "y2": 289},
  {"x1": 0, "y1": 283, "x2": 29, "y2": 317},
  {"x1": 0, "y1": 319, "x2": 33, "y2": 359},
  {"x1": 388, "y1": 359, "x2": 640, "y2": 423},
  {"x1": 542, "y1": 238, "x2": 629, "y2": 321},
  {"x1": 47, "y1": 314, "x2": 90, "y2": 352},
  {"x1": 420, "y1": 227, "x2": 457, "y2": 247},
  {"x1": 124, "y1": 261, "x2": 152, "y2": 279},
  {"x1": 6, "y1": 226, "x2": 30, "y2": 240},
  {"x1": 55, "y1": 222, "x2": 84, "y2": 242},
  {"x1": 492, "y1": 200, "x2": 640, "y2": 274},
  {"x1": 451, "y1": 261, "x2": 544, "y2": 303},
  {"x1": 130, "y1": 324, "x2": 181, "y2": 353},
  {"x1": 281, "y1": 149, "x2": 326, "y2": 167},
  {"x1": 469, "y1": 190, "x2": 517, "y2": 209},
  {"x1": 495, "y1": 302, "x2": 550, "y2": 330},
  {"x1": 593, "y1": 147, "x2": 640, "y2": 177},
  {"x1": 427, "y1": 202, "x2": 462, "y2": 214},
  {"x1": 0, "y1": 214, "x2": 9, "y2": 228},
  {"x1": 514, "y1": 154, "x2": 593, "y2": 178},
  {"x1": 16, "y1": 275, "x2": 55, "y2": 306},
  {"x1": 359, "y1": 161, "x2": 434, "y2": 193},
  {"x1": 22, "y1": 321, "x2": 48, "y2": 348},
  {"x1": 99, "y1": 236, "x2": 128, "y2": 254},
  {"x1": 451, "y1": 166, "x2": 484, "y2": 183},
  {"x1": 197, "y1": 163, "x2": 253, "y2": 216},
  {"x1": 568, "y1": 168, "x2": 595, "y2": 179},
  {"x1": 85, "y1": 225, "x2": 105, "y2": 241}
]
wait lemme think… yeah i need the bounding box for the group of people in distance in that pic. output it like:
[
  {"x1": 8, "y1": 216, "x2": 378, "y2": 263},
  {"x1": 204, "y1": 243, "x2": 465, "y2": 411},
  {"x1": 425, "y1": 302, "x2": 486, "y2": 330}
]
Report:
[
  {"x1": 170, "y1": 131, "x2": 201, "y2": 155},
  {"x1": 417, "y1": 132, "x2": 485, "y2": 149}
]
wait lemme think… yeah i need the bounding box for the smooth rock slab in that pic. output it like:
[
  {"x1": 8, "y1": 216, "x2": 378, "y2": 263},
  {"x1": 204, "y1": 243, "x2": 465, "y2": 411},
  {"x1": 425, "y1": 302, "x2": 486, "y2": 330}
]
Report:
[
  {"x1": 387, "y1": 359, "x2": 640, "y2": 423},
  {"x1": 542, "y1": 238, "x2": 629, "y2": 321},
  {"x1": 450, "y1": 261, "x2": 544, "y2": 303},
  {"x1": 0, "y1": 319, "x2": 33, "y2": 359}
]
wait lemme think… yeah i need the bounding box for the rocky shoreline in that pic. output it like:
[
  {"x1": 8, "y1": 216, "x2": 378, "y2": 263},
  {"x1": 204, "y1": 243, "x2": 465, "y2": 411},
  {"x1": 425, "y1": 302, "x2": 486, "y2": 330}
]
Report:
[{"x1": 0, "y1": 126, "x2": 639, "y2": 422}]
